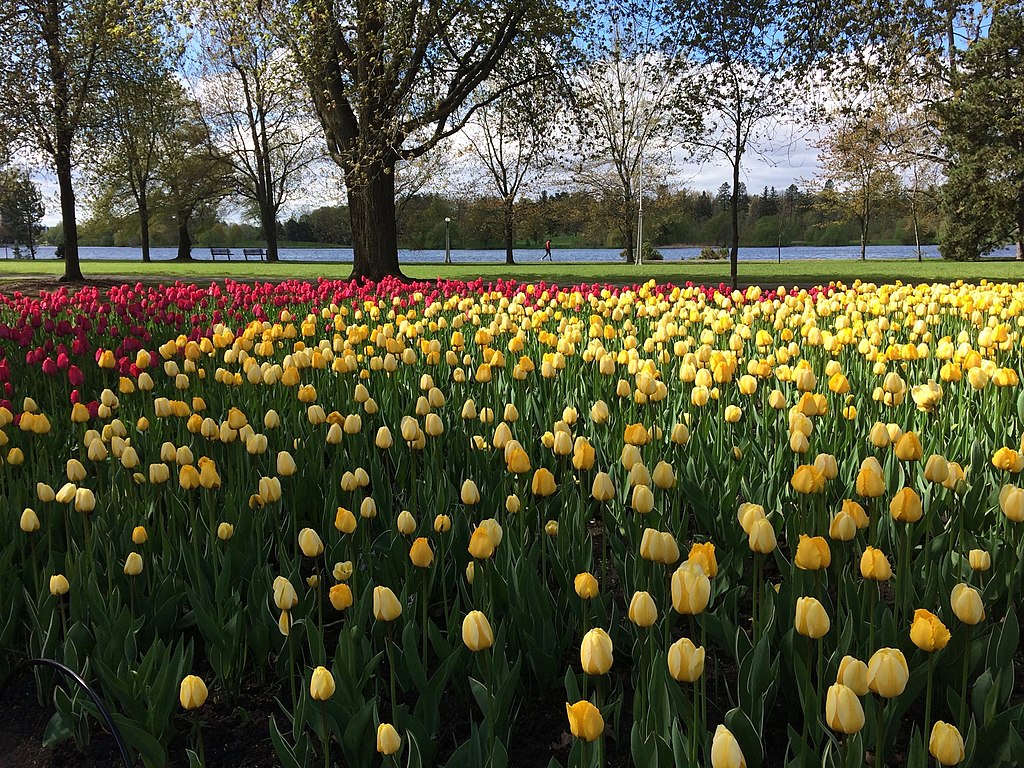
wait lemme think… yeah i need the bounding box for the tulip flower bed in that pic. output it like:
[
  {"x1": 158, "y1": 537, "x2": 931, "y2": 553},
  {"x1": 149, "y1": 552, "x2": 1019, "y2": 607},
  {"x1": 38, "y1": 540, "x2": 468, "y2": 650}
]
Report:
[{"x1": 1, "y1": 276, "x2": 1024, "y2": 768}]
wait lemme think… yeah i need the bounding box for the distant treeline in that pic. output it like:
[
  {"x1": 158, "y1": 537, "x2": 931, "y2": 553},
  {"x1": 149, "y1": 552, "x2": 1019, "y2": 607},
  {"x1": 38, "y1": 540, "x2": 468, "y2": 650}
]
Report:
[{"x1": 52, "y1": 182, "x2": 938, "y2": 251}]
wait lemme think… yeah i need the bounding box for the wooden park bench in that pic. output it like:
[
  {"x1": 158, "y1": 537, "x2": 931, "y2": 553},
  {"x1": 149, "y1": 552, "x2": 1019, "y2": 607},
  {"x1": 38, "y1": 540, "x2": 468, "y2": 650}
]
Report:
[
  {"x1": 209, "y1": 247, "x2": 232, "y2": 261},
  {"x1": 243, "y1": 248, "x2": 266, "y2": 261}
]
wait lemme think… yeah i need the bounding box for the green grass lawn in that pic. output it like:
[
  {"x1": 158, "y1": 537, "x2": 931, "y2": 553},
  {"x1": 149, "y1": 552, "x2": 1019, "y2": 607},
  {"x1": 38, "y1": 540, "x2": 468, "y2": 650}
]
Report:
[{"x1": 0, "y1": 257, "x2": 1021, "y2": 287}]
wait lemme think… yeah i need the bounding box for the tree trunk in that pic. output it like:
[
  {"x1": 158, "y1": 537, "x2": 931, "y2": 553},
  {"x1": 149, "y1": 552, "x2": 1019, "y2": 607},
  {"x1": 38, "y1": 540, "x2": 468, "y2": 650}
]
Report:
[
  {"x1": 262, "y1": 203, "x2": 280, "y2": 263},
  {"x1": 911, "y1": 193, "x2": 922, "y2": 262},
  {"x1": 139, "y1": 187, "x2": 151, "y2": 263},
  {"x1": 860, "y1": 227, "x2": 867, "y2": 261},
  {"x1": 347, "y1": 165, "x2": 403, "y2": 281},
  {"x1": 503, "y1": 198, "x2": 515, "y2": 265},
  {"x1": 1017, "y1": 205, "x2": 1024, "y2": 260},
  {"x1": 624, "y1": 225, "x2": 635, "y2": 265},
  {"x1": 175, "y1": 212, "x2": 193, "y2": 261},
  {"x1": 55, "y1": 151, "x2": 83, "y2": 281},
  {"x1": 730, "y1": 161, "x2": 740, "y2": 290}
]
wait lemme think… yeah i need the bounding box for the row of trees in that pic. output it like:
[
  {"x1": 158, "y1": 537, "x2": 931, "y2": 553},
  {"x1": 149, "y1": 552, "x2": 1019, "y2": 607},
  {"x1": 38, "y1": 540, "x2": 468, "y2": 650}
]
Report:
[
  {"x1": 0, "y1": 0, "x2": 1020, "y2": 284},
  {"x1": 71, "y1": 181, "x2": 941, "y2": 254}
]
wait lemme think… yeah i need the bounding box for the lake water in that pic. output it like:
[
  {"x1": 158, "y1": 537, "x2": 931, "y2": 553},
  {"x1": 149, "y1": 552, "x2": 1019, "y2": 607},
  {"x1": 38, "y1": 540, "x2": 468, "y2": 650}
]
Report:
[{"x1": 3, "y1": 244, "x2": 1019, "y2": 263}]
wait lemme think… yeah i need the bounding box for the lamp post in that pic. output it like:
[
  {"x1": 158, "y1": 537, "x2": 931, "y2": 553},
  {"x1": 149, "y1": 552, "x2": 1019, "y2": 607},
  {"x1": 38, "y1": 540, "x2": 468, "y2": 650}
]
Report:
[{"x1": 444, "y1": 217, "x2": 451, "y2": 264}]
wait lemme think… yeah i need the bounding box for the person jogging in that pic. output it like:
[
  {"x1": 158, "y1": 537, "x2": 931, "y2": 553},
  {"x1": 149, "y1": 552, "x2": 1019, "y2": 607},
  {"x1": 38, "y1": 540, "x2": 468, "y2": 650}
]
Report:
[{"x1": 544, "y1": 239, "x2": 552, "y2": 260}]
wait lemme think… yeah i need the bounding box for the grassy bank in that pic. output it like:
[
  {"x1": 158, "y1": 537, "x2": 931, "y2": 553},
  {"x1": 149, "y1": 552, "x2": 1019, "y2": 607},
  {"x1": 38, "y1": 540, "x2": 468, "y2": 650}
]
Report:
[{"x1": 0, "y1": 257, "x2": 1021, "y2": 287}]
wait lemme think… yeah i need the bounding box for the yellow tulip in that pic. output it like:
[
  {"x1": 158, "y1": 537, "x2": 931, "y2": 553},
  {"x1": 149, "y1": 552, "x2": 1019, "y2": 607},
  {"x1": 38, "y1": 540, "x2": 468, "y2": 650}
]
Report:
[
  {"x1": 950, "y1": 583, "x2": 984, "y2": 625},
  {"x1": 836, "y1": 655, "x2": 869, "y2": 696},
  {"x1": 462, "y1": 610, "x2": 495, "y2": 651},
  {"x1": 794, "y1": 596, "x2": 830, "y2": 638},
  {"x1": 376, "y1": 723, "x2": 401, "y2": 755},
  {"x1": 298, "y1": 528, "x2": 324, "y2": 557},
  {"x1": 273, "y1": 576, "x2": 298, "y2": 610},
  {"x1": 910, "y1": 608, "x2": 951, "y2": 652},
  {"x1": 372, "y1": 586, "x2": 403, "y2": 621},
  {"x1": 628, "y1": 591, "x2": 658, "y2": 627},
  {"x1": 565, "y1": 700, "x2": 604, "y2": 741},
  {"x1": 591, "y1": 472, "x2": 615, "y2": 502},
  {"x1": 711, "y1": 724, "x2": 747, "y2": 768},
  {"x1": 20, "y1": 508, "x2": 40, "y2": 533},
  {"x1": 667, "y1": 637, "x2": 704, "y2": 683},
  {"x1": 894, "y1": 432, "x2": 923, "y2": 461},
  {"x1": 580, "y1": 628, "x2": 613, "y2": 675},
  {"x1": 310, "y1": 666, "x2": 336, "y2": 700},
  {"x1": 574, "y1": 572, "x2": 599, "y2": 599},
  {"x1": 889, "y1": 487, "x2": 923, "y2": 523},
  {"x1": 396, "y1": 510, "x2": 416, "y2": 535},
  {"x1": 748, "y1": 518, "x2": 777, "y2": 554},
  {"x1": 49, "y1": 574, "x2": 70, "y2": 596},
  {"x1": 329, "y1": 583, "x2": 353, "y2": 610},
  {"x1": 671, "y1": 561, "x2": 711, "y2": 615},
  {"x1": 531, "y1": 468, "x2": 557, "y2": 496},
  {"x1": 794, "y1": 535, "x2": 832, "y2": 570},
  {"x1": 929, "y1": 721, "x2": 965, "y2": 766},
  {"x1": 968, "y1": 549, "x2": 990, "y2": 571},
  {"x1": 688, "y1": 541, "x2": 718, "y2": 577},
  {"x1": 825, "y1": 683, "x2": 865, "y2": 734},
  {"x1": 179, "y1": 675, "x2": 208, "y2": 710},
  {"x1": 860, "y1": 547, "x2": 892, "y2": 581},
  {"x1": 867, "y1": 647, "x2": 909, "y2": 697},
  {"x1": 409, "y1": 537, "x2": 433, "y2": 568}
]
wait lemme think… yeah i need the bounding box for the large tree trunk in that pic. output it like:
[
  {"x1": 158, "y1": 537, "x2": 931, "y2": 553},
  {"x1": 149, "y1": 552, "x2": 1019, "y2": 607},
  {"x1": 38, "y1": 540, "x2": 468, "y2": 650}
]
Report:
[
  {"x1": 262, "y1": 203, "x2": 280, "y2": 263},
  {"x1": 730, "y1": 160, "x2": 740, "y2": 290},
  {"x1": 55, "y1": 150, "x2": 83, "y2": 281},
  {"x1": 347, "y1": 165, "x2": 403, "y2": 281},
  {"x1": 623, "y1": 225, "x2": 635, "y2": 265},
  {"x1": 175, "y1": 212, "x2": 193, "y2": 261},
  {"x1": 503, "y1": 198, "x2": 515, "y2": 265},
  {"x1": 139, "y1": 187, "x2": 151, "y2": 263},
  {"x1": 1017, "y1": 205, "x2": 1024, "y2": 261}
]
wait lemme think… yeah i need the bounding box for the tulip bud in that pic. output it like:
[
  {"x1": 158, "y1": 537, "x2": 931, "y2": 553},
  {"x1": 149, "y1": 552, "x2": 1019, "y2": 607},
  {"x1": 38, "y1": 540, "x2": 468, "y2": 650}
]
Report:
[
  {"x1": 531, "y1": 468, "x2": 557, "y2": 496},
  {"x1": 544, "y1": 520, "x2": 559, "y2": 536},
  {"x1": 462, "y1": 610, "x2": 495, "y2": 652},
  {"x1": 217, "y1": 522, "x2": 234, "y2": 541},
  {"x1": 36, "y1": 483, "x2": 55, "y2": 503},
  {"x1": 890, "y1": 487, "x2": 923, "y2": 523},
  {"x1": 298, "y1": 528, "x2": 324, "y2": 557},
  {"x1": 310, "y1": 666, "x2": 336, "y2": 700},
  {"x1": 468, "y1": 527, "x2": 495, "y2": 559},
  {"x1": 828, "y1": 510, "x2": 857, "y2": 541},
  {"x1": 748, "y1": 518, "x2": 777, "y2": 554},
  {"x1": 268, "y1": 578, "x2": 298, "y2": 616},
  {"x1": 565, "y1": 701, "x2": 604, "y2": 742},
  {"x1": 631, "y1": 484, "x2": 655, "y2": 514},
  {"x1": 924, "y1": 454, "x2": 950, "y2": 484},
  {"x1": 372, "y1": 586, "x2": 402, "y2": 621},
  {"x1": 376, "y1": 723, "x2": 401, "y2": 755},
  {"x1": 688, "y1": 542, "x2": 718, "y2": 577},
  {"x1": 860, "y1": 546, "x2": 892, "y2": 581},
  {"x1": 49, "y1": 574, "x2": 70, "y2": 596},
  {"x1": 825, "y1": 683, "x2": 865, "y2": 734},
  {"x1": 867, "y1": 647, "x2": 909, "y2": 698},
  {"x1": 409, "y1": 537, "x2": 433, "y2": 568},
  {"x1": 794, "y1": 535, "x2": 831, "y2": 570},
  {"x1": 628, "y1": 591, "x2": 658, "y2": 627},
  {"x1": 179, "y1": 675, "x2": 208, "y2": 710},
  {"x1": 836, "y1": 655, "x2": 869, "y2": 696},
  {"x1": 671, "y1": 561, "x2": 711, "y2": 615},
  {"x1": 711, "y1": 724, "x2": 747, "y2": 768},
  {"x1": 396, "y1": 510, "x2": 416, "y2": 535},
  {"x1": 574, "y1": 572, "x2": 599, "y2": 600},
  {"x1": 123, "y1": 552, "x2": 143, "y2": 576},
  {"x1": 580, "y1": 628, "x2": 613, "y2": 675},
  {"x1": 929, "y1": 721, "x2": 965, "y2": 766},
  {"x1": 20, "y1": 508, "x2": 40, "y2": 533},
  {"x1": 910, "y1": 608, "x2": 951, "y2": 652},
  {"x1": 505, "y1": 494, "x2": 521, "y2": 513},
  {"x1": 794, "y1": 596, "x2": 830, "y2": 638},
  {"x1": 433, "y1": 514, "x2": 451, "y2": 533},
  {"x1": 949, "y1": 583, "x2": 984, "y2": 625},
  {"x1": 968, "y1": 549, "x2": 990, "y2": 572},
  {"x1": 460, "y1": 479, "x2": 480, "y2": 505},
  {"x1": 329, "y1": 583, "x2": 353, "y2": 610},
  {"x1": 667, "y1": 637, "x2": 704, "y2": 683},
  {"x1": 74, "y1": 488, "x2": 96, "y2": 513}
]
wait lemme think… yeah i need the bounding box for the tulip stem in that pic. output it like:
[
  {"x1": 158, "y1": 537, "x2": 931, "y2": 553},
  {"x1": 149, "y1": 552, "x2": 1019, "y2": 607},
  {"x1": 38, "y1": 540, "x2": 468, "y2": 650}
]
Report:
[
  {"x1": 876, "y1": 700, "x2": 887, "y2": 768},
  {"x1": 925, "y1": 654, "x2": 936, "y2": 751},
  {"x1": 387, "y1": 624, "x2": 397, "y2": 722},
  {"x1": 288, "y1": 634, "x2": 297, "y2": 709},
  {"x1": 421, "y1": 571, "x2": 429, "y2": 672},
  {"x1": 690, "y1": 680, "x2": 699, "y2": 768},
  {"x1": 960, "y1": 629, "x2": 972, "y2": 728},
  {"x1": 752, "y1": 553, "x2": 760, "y2": 641},
  {"x1": 321, "y1": 701, "x2": 330, "y2": 768}
]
